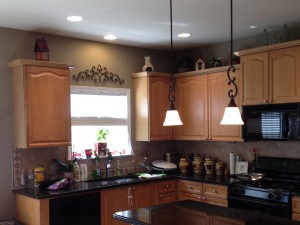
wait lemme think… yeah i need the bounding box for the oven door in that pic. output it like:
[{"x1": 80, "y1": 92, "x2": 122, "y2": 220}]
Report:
[{"x1": 228, "y1": 195, "x2": 291, "y2": 219}]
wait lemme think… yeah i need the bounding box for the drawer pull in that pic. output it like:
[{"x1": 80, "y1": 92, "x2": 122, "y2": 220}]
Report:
[
  {"x1": 188, "y1": 185, "x2": 193, "y2": 190},
  {"x1": 212, "y1": 189, "x2": 217, "y2": 193}
]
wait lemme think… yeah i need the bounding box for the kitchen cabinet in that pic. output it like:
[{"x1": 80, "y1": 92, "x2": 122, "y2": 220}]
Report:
[
  {"x1": 202, "y1": 183, "x2": 228, "y2": 207},
  {"x1": 177, "y1": 180, "x2": 228, "y2": 207},
  {"x1": 239, "y1": 43, "x2": 300, "y2": 105},
  {"x1": 15, "y1": 194, "x2": 50, "y2": 225},
  {"x1": 101, "y1": 187, "x2": 130, "y2": 225},
  {"x1": 132, "y1": 72, "x2": 172, "y2": 141},
  {"x1": 8, "y1": 59, "x2": 71, "y2": 148},
  {"x1": 174, "y1": 75, "x2": 208, "y2": 140},
  {"x1": 174, "y1": 205, "x2": 244, "y2": 225},
  {"x1": 292, "y1": 196, "x2": 300, "y2": 221},
  {"x1": 208, "y1": 71, "x2": 242, "y2": 142},
  {"x1": 157, "y1": 180, "x2": 177, "y2": 204},
  {"x1": 101, "y1": 182, "x2": 158, "y2": 225},
  {"x1": 174, "y1": 67, "x2": 242, "y2": 142}
]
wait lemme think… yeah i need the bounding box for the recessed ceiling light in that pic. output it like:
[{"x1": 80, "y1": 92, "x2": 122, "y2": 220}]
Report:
[
  {"x1": 178, "y1": 33, "x2": 191, "y2": 38},
  {"x1": 249, "y1": 25, "x2": 257, "y2": 29},
  {"x1": 67, "y1": 16, "x2": 83, "y2": 22},
  {"x1": 104, "y1": 35, "x2": 117, "y2": 40}
]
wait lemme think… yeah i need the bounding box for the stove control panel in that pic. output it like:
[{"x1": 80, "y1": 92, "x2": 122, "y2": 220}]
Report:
[{"x1": 228, "y1": 183, "x2": 290, "y2": 204}]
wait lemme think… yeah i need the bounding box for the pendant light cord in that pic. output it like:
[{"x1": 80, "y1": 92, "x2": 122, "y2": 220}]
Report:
[
  {"x1": 227, "y1": 0, "x2": 237, "y2": 100},
  {"x1": 168, "y1": 0, "x2": 176, "y2": 105}
]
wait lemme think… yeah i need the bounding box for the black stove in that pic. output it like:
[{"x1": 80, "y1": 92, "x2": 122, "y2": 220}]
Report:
[{"x1": 228, "y1": 156, "x2": 300, "y2": 219}]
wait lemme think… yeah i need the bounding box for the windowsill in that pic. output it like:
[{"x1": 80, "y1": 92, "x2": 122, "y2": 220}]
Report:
[{"x1": 75, "y1": 153, "x2": 134, "y2": 161}]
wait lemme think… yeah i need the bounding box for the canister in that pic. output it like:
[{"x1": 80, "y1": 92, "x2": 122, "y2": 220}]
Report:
[{"x1": 34, "y1": 165, "x2": 45, "y2": 183}]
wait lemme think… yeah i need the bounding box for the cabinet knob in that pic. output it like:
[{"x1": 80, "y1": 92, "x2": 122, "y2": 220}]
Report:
[
  {"x1": 263, "y1": 100, "x2": 268, "y2": 103},
  {"x1": 212, "y1": 189, "x2": 217, "y2": 193},
  {"x1": 166, "y1": 185, "x2": 169, "y2": 188},
  {"x1": 268, "y1": 100, "x2": 272, "y2": 103},
  {"x1": 188, "y1": 185, "x2": 193, "y2": 190}
]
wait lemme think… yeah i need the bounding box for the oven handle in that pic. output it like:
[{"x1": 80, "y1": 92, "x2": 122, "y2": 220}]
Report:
[{"x1": 228, "y1": 195, "x2": 289, "y2": 207}]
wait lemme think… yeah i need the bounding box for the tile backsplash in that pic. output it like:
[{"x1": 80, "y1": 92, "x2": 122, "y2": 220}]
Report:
[{"x1": 12, "y1": 140, "x2": 300, "y2": 188}]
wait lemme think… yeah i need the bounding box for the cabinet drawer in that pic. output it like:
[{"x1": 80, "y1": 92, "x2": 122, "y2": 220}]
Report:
[
  {"x1": 158, "y1": 180, "x2": 176, "y2": 193},
  {"x1": 203, "y1": 196, "x2": 228, "y2": 207},
  {"x1": 292, "y1": 196, "x2": 300, "y2": 213},
  {"x1": 179, "y1": 192, "x2": 202, "y2": 202},
  {"x1": 158, "y1": 192, "x2": 176, "y2": 204},
  {"x1": 179, "y1": 180, "x2": 202, "y2": 195},
  {"x1": 292, "y1": 213, "x2": 300, "y2": 221},
  {"x1": 202, "y1": 183, "x2": 227, "y2": 199}
]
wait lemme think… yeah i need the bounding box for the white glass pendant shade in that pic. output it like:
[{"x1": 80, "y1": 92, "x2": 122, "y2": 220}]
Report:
[
  {"x1": 163, "y1": 103, "x2": 183, "y2": 126},
  {"x1": 220, "y1": 99, "x2": 244, "y2": 125}
]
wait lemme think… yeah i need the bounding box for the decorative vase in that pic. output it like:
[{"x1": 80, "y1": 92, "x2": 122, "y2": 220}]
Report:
[
  {"x1": 192, "y1": 156, "x2": 204, "y2": 174},
  {"x1": 204, "y1": 157, "x2": 215, "y2": 174},
  {"x1": 179, "y1": 158, "x2": 189, "y2": 173},
  {"x1": 142, "y1": 56, "x2": 154, "y2": 72}
]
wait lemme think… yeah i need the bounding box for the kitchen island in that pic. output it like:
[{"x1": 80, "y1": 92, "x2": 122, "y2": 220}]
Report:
[{"x1": 113, "y1": 200, "x2": 300, "y2": 225}]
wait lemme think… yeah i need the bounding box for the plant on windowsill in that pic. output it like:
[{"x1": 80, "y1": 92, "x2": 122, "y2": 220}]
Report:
[{"x1": 95, "y1": 128, "x2": 109, "y2": 156}]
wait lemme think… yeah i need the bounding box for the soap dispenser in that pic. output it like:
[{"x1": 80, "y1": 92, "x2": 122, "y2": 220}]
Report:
[{"x1": 73, "y1": 160, "x2": 81, "y2": 182}]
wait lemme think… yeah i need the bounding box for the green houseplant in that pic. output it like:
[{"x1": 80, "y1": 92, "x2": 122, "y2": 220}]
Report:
[{"x1": 95, "y1": 128, "x2": 109, "y2": 156}]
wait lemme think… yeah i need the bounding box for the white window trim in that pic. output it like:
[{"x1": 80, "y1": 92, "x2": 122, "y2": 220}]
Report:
[{"x1": 71, "y1": 85, "x2": 133, "y2": 157}]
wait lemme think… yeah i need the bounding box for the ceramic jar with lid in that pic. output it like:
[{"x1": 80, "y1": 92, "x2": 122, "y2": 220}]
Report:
[
  {"x1": 204, "y1": 157, "x2": 215, "y2": 174},
  {"x1": 215, "y1": 161, "x2": 225, "y2": 175},
  {"x1": 192, "y1": 156, "x2": 204, "y2": 174},
  {"x1": 179, "y1": 158, "x2": 189, "y2": 173}
]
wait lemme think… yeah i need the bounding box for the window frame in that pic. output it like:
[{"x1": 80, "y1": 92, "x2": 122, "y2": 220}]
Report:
[{"x1": 70, "y1": 85, "x2": 132, "y2": 158}]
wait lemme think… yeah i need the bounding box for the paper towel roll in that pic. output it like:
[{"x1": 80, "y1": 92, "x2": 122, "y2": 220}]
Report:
[{"x1": 229, "y1": 152, "x2": 236, "y2": 175}]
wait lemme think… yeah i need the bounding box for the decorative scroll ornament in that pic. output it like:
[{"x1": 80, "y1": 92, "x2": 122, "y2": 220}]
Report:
[{"x1": 72, "y1": 64, "x2": 124, "y2": 86}]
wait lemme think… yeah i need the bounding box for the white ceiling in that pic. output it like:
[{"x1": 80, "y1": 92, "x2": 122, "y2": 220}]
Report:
[{"x1": 1, "y1": 0, "x2": 300, "y2": 51}]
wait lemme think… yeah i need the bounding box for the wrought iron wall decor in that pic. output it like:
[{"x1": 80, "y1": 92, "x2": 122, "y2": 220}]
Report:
[{"x1": 72, "y1": 64, "x2": 124, "y2": 86}]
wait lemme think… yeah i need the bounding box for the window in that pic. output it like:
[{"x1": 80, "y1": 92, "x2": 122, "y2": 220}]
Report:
[{"x1": 71, "y1": 86, "x2": 132, "y2": 158}]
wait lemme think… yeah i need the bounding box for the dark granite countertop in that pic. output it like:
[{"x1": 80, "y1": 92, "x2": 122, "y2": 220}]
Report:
[
  {"x1": 12, "y1": 173, "x2": 233, "y2": 199},
  {"x1": 113, "y1": 200, "x2": 300, "y2": 225}
]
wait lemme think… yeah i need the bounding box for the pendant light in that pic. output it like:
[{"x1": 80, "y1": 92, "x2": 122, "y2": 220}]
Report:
[
  {"x1": 163, "y1": 0, "x2": 183, "y2": 126},
  {"x1": 220, "y1": 0, "x2": 244, "y2": 125}
]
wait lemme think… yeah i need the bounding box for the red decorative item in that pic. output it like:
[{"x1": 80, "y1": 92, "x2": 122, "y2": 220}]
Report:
[{"x1": 34, "y1": 38, "x2": 49, "y2": 61}]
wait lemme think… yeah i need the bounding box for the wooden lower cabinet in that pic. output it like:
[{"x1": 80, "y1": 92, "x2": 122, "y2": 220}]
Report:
[
  {"x1": 157, "y1": 180, "x2": 177, "y2": 204},
  {"x1": 101, "y1": 187, "x2": 130, "y2": 225},
  {"x1": 101, "y1": 182, "x2": 158, "y2": 225},
  {"x1": 177, "y1": 180, "x2": 228, "y2": 207},
  {"x1": 15, "y1": 194, "x2": 50, "y2": 225},
  {"x1": 202, "y1": 183, "x2": 228, "y2": 207},
  {"x1": 174, "y1": 206, "x2": 244, "y2": 225},
  {"x1": 292, "y1": 196, "x2": 300, "y2": 221}
]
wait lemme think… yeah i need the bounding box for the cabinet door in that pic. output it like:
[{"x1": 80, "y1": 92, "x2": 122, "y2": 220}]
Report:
[
  {"x1": 211, "y1": 215, "x2": 245, "y2": 225},
  {"x1": 174, "y1": 207, "x2": 208, "y2": 225},
  {"x1": 133, "y1": 182, "x2": 158, "y2": 209},
  {"x1": 25, "y1": 66, "x2": 71, "y2": 147},
  {"x1": 101, "y1": 187, "x2": 130, "y2": 225},
  {"x1": 269, "y1": 46, "x2": 300, "y2": 103},
  {"x1": 175, "y1": 75, "x2": 208, "y2": 140},
  {"x1": 149, "y1": 76, "x2": 173, "y2": 141},
  {"x1": 208, "y1": 71, "x2": 242, "y2": 142},
  {"x1": 240, "y1": 52, "x2": 269, "y2": 105}
]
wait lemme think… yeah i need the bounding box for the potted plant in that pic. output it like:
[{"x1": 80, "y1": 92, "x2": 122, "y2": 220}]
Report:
[{"x1": 95, "y1": 128, "x2": 109, "y2": 156}]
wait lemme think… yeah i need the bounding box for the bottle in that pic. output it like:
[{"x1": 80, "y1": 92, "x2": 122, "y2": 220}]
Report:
[
  {"x1": 250, "y1": 148, "x2": 257, "y2": 172},
  {"x1": 92, "y1": 159, "x2": 101, "y2": 179},
  {"x1": 115, "y1": 160, "x2": 121, "y2": 176},
  {"x1": 142, "y1": 56, "x2": 154, "y2": 72},
  {"x1": 282, "y1": 24, "x2": 288, "y2": 42},
  {"x1": 73, "y1": 161, "x2": 81, "y2": 182},
  {"x1": 27, "y1": 169, "x2": 35, "y2": 187},
  {"x1": 262, "y1": 28, "x2": 268, "y2": 46},
  {"x1": 34, "y1": 165, "x2": 45, "y2": 183}
]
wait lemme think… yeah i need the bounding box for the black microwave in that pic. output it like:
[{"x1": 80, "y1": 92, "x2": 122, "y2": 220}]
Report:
[{"x1": 242, "y1": 103, "x2": 300, "y2": 141}]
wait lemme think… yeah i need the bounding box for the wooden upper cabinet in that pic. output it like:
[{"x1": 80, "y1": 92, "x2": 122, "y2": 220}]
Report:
[
  {"x1": 132, "y1": 72, "x2": 172, "y2": 141},
  {"x1": 269, "y1": 46, "x2": 300, "y2": 103},
  {"x1": 8, "y1": 59, "x2": 71, "y2": 148},
  {"x1": 238, "y1": 41, "x2": 300, "y2": 105},
  {"x1": 208, "y1": 71, "x2": 242, "y2": 142},
  {"x1": 240, "y1": 52, "x2": 269, "y2": 105},
  {"x1": 174, "y1": 75, "x2": 208, "y2": 140}
]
